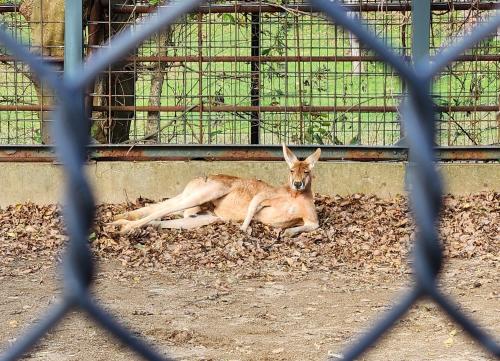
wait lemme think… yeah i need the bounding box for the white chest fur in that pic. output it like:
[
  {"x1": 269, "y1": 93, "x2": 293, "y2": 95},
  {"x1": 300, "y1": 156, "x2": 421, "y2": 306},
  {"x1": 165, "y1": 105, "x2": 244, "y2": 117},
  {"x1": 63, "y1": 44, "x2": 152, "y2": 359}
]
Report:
[{"x1": 286, "y1": 204, "x2": 298, "y2": 214}]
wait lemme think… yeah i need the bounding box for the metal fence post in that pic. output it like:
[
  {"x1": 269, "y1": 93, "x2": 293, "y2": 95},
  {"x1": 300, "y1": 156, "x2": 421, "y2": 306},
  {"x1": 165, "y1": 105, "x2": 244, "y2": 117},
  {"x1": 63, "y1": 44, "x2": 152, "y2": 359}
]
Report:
[
  {"x1": 64, "y1": 0, "x2": 87, "y2": 139},
  {"x1": 406, "y1": 0, "x2": 431, "y2": 191},
  {"x1": 64, "y1": 0, "x2": 83, "y2": 79},
  {"x1": 250, "y1": 11, "x2": 261, "y2": 144},
  {"x1": 412, "y1": 0, "x2": 431, "y2": 64}
]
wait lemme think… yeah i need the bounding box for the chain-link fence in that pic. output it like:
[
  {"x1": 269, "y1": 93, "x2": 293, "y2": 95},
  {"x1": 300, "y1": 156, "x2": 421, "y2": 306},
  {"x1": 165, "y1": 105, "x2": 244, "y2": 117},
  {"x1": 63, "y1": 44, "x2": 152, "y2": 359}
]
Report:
[
  {"x1": 0, "y1": 0, "x2": 499, "y2": 146},
  {"x1": 0, "y1": 1, "x2": 499, "y2": 360}
]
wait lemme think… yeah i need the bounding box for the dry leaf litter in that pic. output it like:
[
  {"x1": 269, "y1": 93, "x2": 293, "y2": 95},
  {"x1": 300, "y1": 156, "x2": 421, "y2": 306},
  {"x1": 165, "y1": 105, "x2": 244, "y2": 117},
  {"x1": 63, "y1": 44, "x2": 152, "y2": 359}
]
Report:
[{"x1": 0, "y1": 193, "x2": 498, "y2": 275}]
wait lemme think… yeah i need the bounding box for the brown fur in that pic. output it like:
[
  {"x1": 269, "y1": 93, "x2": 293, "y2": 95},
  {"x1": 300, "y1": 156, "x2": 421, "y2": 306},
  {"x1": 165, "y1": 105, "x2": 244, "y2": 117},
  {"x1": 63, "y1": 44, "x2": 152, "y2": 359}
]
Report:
[{"x1": 110, "y1": 145, "x2": 321, "y2": 237}]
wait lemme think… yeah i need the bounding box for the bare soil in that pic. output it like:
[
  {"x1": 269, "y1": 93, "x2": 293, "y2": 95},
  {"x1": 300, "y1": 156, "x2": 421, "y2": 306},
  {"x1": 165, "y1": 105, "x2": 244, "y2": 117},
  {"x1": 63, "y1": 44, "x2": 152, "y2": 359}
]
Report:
[
  {"x1": 0, "y1": 193, "x2": 498, "y2": 360},
  {"x1": 0, "y1": 259, "x2": 498, "y2": 361}
]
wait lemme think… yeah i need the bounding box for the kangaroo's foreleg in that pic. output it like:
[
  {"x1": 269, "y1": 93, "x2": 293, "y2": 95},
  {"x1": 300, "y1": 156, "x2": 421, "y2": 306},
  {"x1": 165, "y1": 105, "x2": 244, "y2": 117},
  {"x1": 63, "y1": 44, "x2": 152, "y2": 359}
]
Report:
[
  {"x1": 281, "y1": 222, "x2": 319, "y2": 237},
  {"x1": 282, "y1": 205, "x2": 319, "y2": 238},
  {"x1": 240, "y1": 192, "x2": 269, "y2": 232}
]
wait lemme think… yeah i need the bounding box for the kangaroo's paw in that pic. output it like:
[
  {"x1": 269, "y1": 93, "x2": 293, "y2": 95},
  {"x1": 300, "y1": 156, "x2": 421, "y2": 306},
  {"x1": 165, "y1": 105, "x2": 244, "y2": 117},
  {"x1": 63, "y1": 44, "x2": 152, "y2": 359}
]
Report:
[
  {"x1": 104, "y1": 219, "x2": 128, "y2": 232},
  {"x1": 118, "y1": 220, "x2": 139, "y2": 235},
  {"x1": 105, "y1": 219, "x2": 137, "y2": 235}
]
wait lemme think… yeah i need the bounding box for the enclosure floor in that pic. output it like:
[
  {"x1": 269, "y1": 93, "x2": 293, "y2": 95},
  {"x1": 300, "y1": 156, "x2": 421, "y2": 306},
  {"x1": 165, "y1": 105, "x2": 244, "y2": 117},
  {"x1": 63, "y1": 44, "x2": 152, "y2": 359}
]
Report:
[
  {"x1": 0, "y1": 258, "x2": 498, "y2": 361},
  {"x1": 0, "y1": 193, "x2": 498, "y2": 360}
]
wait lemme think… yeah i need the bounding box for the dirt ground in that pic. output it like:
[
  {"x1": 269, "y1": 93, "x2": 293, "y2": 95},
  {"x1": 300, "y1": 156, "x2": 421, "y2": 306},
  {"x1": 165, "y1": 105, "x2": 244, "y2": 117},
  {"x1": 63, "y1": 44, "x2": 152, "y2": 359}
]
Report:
[
  {"x1": 0, "y1": 258, "x2": 498, "y2": 361},
  {"x1": 0, "y1": 193, "x2": 498, "y2": 360}
]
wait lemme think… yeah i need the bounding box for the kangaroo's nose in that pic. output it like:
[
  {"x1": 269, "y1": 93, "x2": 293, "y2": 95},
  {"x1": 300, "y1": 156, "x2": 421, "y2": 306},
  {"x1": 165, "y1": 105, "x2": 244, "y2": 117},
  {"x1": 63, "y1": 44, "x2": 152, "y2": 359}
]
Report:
[{"x1": 294, "y1": 181, "x2": 303, "y2": 189}]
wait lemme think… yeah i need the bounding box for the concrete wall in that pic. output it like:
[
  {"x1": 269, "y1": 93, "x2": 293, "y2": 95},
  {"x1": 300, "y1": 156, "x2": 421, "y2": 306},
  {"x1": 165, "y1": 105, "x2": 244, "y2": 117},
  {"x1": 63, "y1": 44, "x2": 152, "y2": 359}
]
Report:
[{"x1": 0, "y1": 161, "x2": 498, "y2": 206}]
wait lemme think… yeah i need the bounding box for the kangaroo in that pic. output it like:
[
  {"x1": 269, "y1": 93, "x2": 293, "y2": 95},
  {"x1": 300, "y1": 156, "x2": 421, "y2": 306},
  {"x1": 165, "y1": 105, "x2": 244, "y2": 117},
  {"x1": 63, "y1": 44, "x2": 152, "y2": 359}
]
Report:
[{"x1": 110, "y1": 144, "x2": 321, "y2": 237}]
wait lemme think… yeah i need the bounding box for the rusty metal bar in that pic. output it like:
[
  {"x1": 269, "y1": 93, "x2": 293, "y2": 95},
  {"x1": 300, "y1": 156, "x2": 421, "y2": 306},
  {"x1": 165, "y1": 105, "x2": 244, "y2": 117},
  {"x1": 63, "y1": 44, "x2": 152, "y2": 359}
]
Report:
[
  {"x1": 434, "y1": 147, "x2": 500, "y2": 161},
  {"x1": 4, "y1": 54, "x2": 500, "y2": 64},
  {"x1": 106, "y1": 3, "x2": 500, "y2": 14},
  {"x1": 2, "y1": 104, "x2": 499, "y2": 112},
  {"x1": 2, "y1": 2, "x2": 499, "y2": 15},
  {"x1": 0, "y1": 144, "x2": 498, "y2": 162},
  {"x1": 130, "y1": 55, "x2": 388, "y2": 62},
  {"x1": 0, "y1": 55, "x2": 64, "y2": 62},
  {"x1": 0, "y1": 4, "x2": 18, "y2": 13},
  {"x1": 89, "y1": 145, "x2": 408, "y2": 161}
]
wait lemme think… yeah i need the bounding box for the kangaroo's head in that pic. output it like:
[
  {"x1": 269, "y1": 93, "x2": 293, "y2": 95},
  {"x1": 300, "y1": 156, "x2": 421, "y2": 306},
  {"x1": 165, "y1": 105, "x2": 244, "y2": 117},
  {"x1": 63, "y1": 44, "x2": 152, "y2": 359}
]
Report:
[{"x1": 282, "y1": 144, "x2": 321, "y2": 192}]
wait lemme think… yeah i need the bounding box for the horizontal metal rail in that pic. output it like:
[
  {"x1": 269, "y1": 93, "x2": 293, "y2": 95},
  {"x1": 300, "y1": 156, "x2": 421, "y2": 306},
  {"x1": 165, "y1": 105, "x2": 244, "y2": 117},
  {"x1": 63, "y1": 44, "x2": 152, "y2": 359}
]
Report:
[
  {"x1": 2, "y1": 2, "x2": 500, "y2": 15},
  {"x1": 3, "y1": 54, "x2": 500, "y2": 63},
  {"x1": 89, "y1": 105, "x2": 402, "y2": 113},
  {"x1": 108, "y1": 2, "x2": 500, "y2": 14},
  {"x1": 0, "y1": 4, "x2": 18, "y2": 13},
  {"x1": 1, "y1": 104, "x2": 498, "y2": 113},
  {"x1": 0, "y1": 144, "x2": 498, "y2": 162}
]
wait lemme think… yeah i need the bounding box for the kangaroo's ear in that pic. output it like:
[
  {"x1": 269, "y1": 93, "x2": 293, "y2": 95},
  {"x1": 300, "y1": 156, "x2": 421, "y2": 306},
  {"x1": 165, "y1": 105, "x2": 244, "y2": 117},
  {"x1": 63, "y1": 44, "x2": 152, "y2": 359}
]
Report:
[
  {"x1": 282, "y1": 143, "x2": 298, "y2": 168},
  {"x1": 305, "y1": 148, "x2": 321, "y2": 169}
]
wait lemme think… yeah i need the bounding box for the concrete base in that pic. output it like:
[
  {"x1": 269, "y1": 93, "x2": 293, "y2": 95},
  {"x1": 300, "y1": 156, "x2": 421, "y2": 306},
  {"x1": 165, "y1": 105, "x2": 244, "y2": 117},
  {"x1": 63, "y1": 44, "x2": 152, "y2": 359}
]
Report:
[{"x1": 0, "y1": 161, "x2": 498, "y2": 206}]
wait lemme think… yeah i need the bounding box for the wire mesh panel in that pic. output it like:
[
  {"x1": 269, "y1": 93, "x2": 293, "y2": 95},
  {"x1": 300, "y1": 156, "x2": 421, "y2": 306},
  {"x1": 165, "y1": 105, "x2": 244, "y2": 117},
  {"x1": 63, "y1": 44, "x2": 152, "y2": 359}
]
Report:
[
  {"x1": 431, "y1": 1, "x2": 500, "y2": 146},
  {"x1": 89, "y1": 0, "x2": 409, "y2": 145},
  {"x1": 0, "y1": 2, "x2": 63, "y2": 144},
  {"x1": 1, "y1": 1, "x2": 499, "y2": 146}
]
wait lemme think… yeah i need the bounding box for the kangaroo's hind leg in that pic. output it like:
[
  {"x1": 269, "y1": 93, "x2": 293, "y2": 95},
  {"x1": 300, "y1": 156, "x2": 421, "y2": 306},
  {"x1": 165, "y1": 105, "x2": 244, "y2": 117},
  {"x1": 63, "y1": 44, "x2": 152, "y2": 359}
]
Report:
[
  {"x1": 183, "y1": 206, "x2": 203, "y2": 218},
  {"x1": 113, "y1": 177, "x2": 212, "y2": 222},
  {"x1": 113, "y1": 195, "x2": 183, "y2": 221},
  {"x1": 116, "y1": 179, "x2": 231, "y2": 234},
  {"x1": 150, "y1": 213, "x2": 221, "y2": 230}
]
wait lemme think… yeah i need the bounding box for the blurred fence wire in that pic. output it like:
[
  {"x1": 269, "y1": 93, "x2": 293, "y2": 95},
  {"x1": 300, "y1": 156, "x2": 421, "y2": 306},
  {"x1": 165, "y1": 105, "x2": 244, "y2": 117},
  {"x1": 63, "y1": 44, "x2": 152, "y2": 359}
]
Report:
[{"x1": 0, "y1": 1, "x2": 499, "y2": 361}]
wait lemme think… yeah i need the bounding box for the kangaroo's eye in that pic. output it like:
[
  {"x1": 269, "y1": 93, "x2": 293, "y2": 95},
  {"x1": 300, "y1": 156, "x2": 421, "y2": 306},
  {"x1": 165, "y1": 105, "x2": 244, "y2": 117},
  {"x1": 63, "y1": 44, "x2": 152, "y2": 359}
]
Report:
[{"x1": 304, "y1": 171, "x2": 310, "y2": 174}]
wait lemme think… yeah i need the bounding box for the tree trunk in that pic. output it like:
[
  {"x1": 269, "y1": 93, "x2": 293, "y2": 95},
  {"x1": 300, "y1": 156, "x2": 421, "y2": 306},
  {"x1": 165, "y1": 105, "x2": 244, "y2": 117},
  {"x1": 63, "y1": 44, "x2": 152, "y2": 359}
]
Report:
[
  {"x1": 146, "y1": 27, "x2": 174, "y2": 142},
  {"x1": 20, "y1": 0, "x2": 137, "y2": 144},
  {"x1": 86, "y1": 0, "x2": 139, "y2": 143},
  {"x1": 108, "y1": 62, "x2": 136, "y2": 143},
  {"x1": 21, "y1": 0, "x2": 65, "y2": 144}
]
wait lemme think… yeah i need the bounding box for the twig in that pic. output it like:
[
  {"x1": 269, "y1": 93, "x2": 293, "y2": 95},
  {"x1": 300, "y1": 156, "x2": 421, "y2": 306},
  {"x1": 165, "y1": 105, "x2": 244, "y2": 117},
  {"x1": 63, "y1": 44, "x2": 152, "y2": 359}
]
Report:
[
  {"x1": 122, "y1": 104, "x2": 198, "y2": 144},
  {"x1": 444, "y1": 112, "x2": 478, "y2": 145}
]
